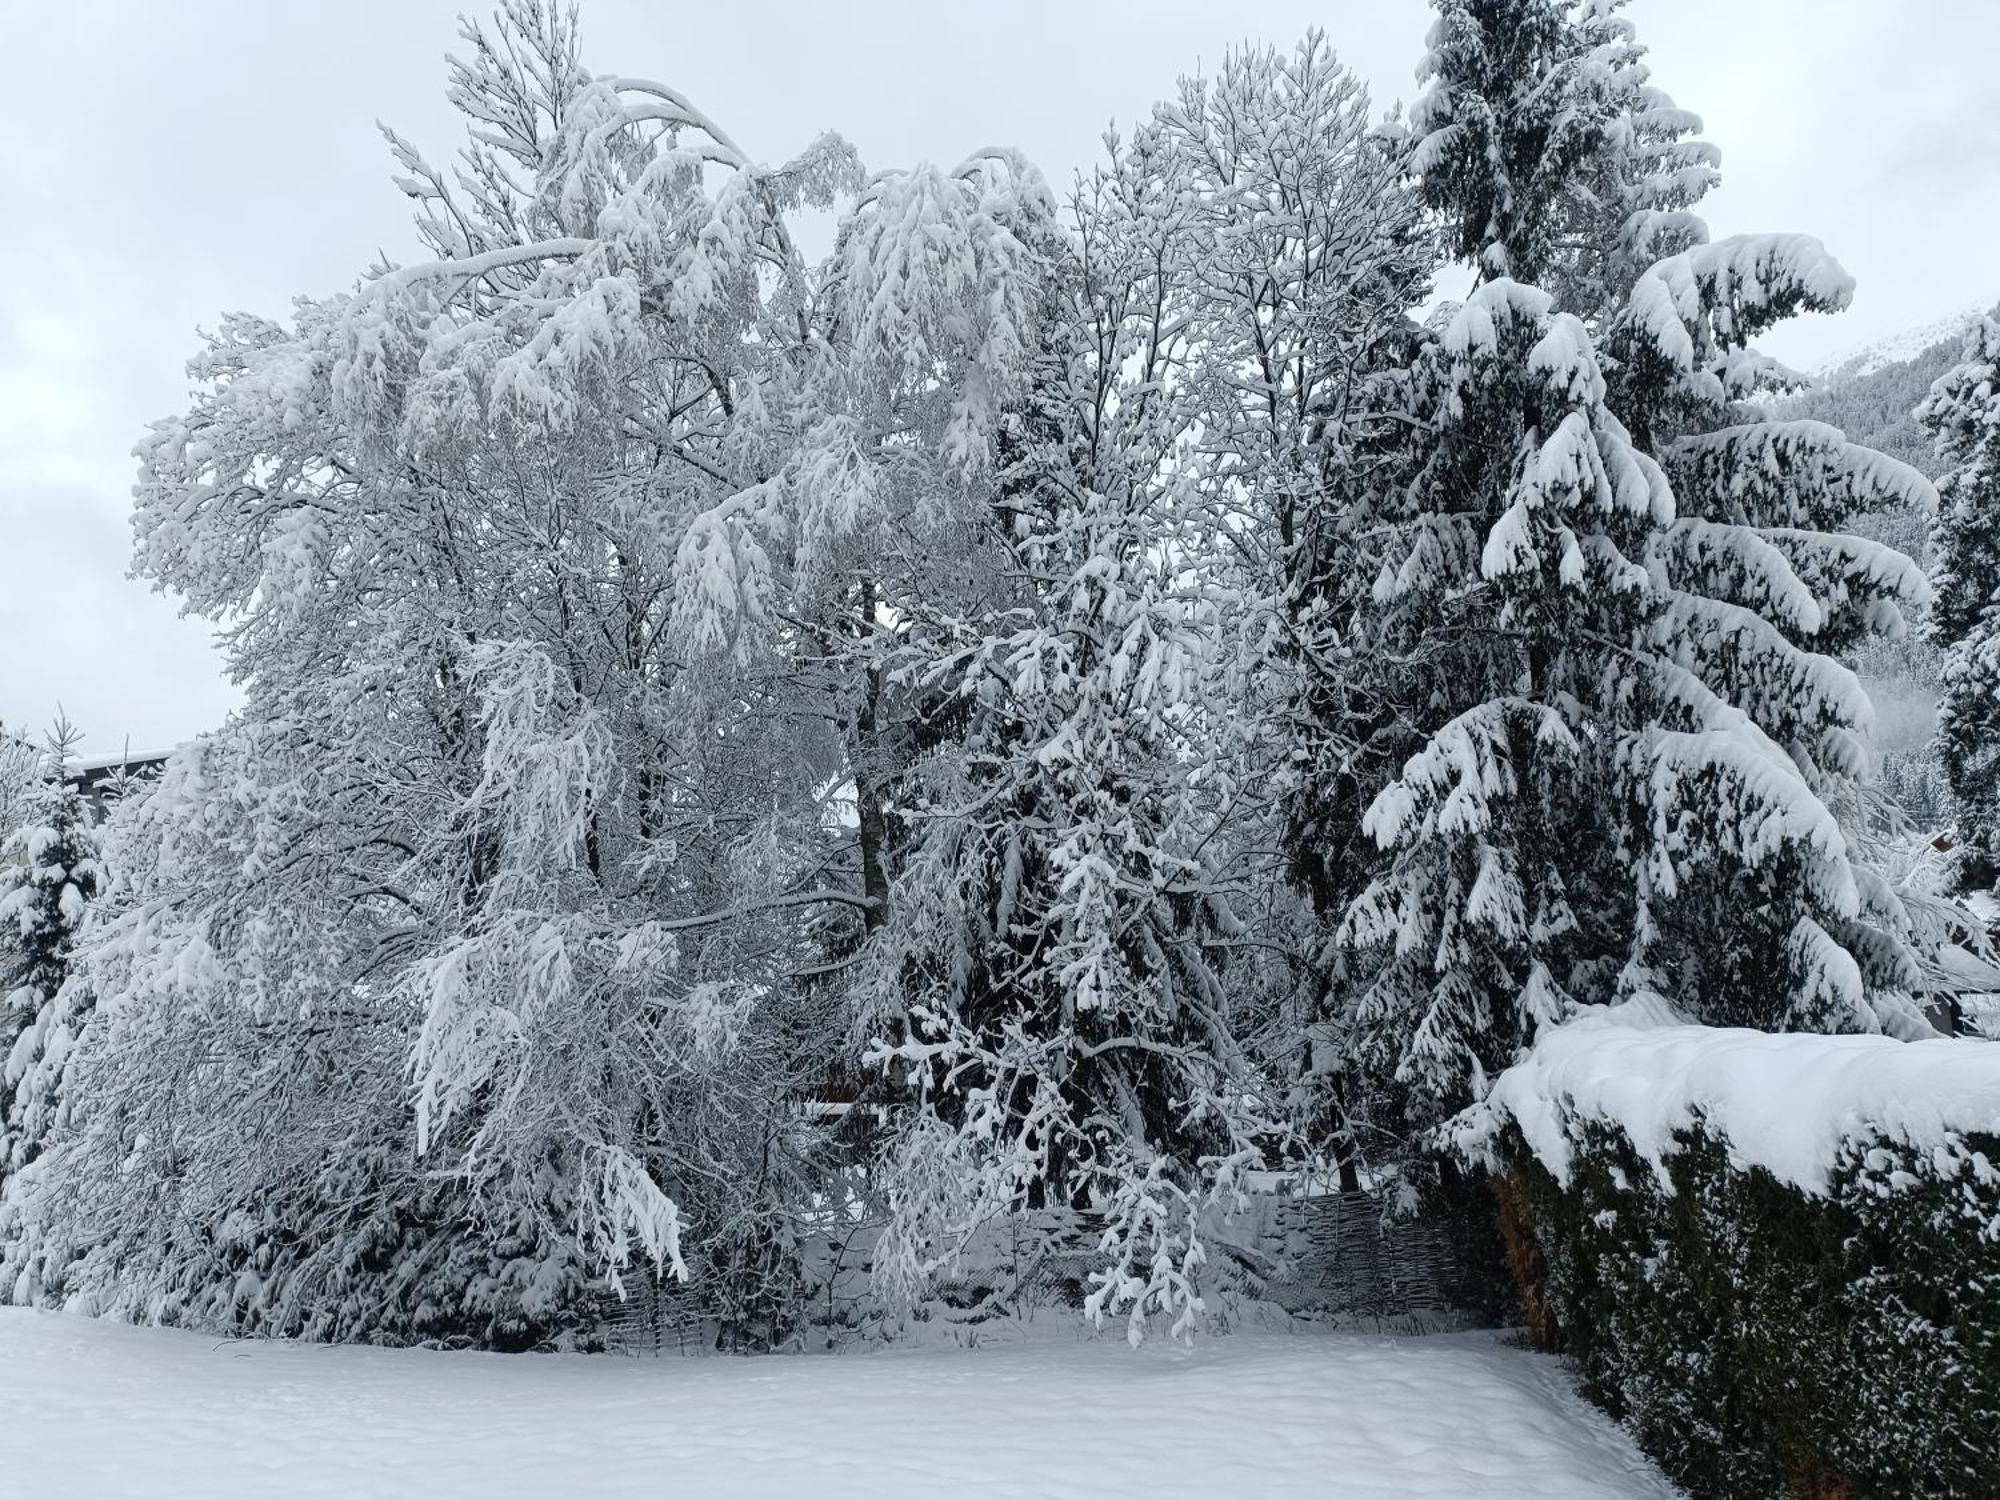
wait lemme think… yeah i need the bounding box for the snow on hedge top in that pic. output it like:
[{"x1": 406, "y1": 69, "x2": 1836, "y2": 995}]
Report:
[{"x1": 1451, "y1": 1005, "x2": 2000, "y2": 1194}]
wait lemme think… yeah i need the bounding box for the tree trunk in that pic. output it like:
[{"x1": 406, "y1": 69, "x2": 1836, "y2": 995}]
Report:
[{"x1": 855, "y1": 581, "x2": 889, "y2": 933}]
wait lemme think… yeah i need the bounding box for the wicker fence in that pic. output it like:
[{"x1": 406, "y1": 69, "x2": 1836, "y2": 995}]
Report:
[
  {"x1": 1251, "y1": 1188, "x2": 1454, "y2": 1320},
  {"x1": 592, "y1": 1185, "x2": 1457, "y2": 1355}
]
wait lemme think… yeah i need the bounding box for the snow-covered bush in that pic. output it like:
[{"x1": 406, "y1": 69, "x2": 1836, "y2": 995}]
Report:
[{"x1": 1454, "y1": 1011, "x2": 2000, "y2": 1498}]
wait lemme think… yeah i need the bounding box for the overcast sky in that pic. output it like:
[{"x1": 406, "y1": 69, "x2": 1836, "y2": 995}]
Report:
[{"x1": 5, "y1": 0, "x2": 1995, "y2": 756}]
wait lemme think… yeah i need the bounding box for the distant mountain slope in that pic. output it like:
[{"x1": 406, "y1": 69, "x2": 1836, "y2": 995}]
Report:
[
  {"x1": 1814, "y1": 307, "x2": 1989, "y2": 387},
  {"x1": 1776, "y1": 306, "x2": 1995, "y2": 478}
]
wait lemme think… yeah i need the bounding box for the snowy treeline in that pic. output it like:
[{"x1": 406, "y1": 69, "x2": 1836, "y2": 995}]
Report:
[{"x1": 0, "y1": 0, "x2": 1985, "y2": 1347}]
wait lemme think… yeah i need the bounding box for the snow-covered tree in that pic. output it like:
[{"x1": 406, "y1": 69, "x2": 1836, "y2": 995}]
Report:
[
  {"x1": 1410, "y1": 0, "x2": 1716, "y2": 308},
  {"x1": 854, "y1": 40, "x2": 1439, "y2": 1334},
  {"x1": 1410, "y1": 0, "x2": 1594, "y2": 284},
  {"x1": 1307, "y1": 0, "x2": 1936, "y2": 1124},
  {"x1": 1919, "y1": 316, "x2": 2000, "y2": 886},
  {"x1": 1329, "y1": 281, "x2": 1664, "y2": 1099},
  {"x1": 0, "y1": 729, "x2": 38, "y2": 844},
  {"x1": 0, "y1": 722, "x2": 101, "y2": 1186},
  {"x1": 11, "y1": 1, "x2": 890, "y2": 1344},
  {"x1": 1153, "y1": 36, "x2": 1433, "y2": 1185},
  {"x1": 857, "y1": 119, "x2": 1267, "y2": 1343},
  {"x1": 765, "y1": 141, "x2": 1059, "y2": 945}
]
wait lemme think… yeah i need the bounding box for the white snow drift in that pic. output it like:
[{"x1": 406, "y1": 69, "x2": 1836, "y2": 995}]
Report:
[{"x1": 0, "y1": 1309, "x2": 1682, "y2": 1500}]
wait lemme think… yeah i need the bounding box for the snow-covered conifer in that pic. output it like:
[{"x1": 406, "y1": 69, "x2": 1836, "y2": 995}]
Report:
[
  {"x1": 1411, "y1": 0, "x2": 1716, "y2": 308},
  {"x1": 1919, "y1": 316, "x2": 2000, "y2": 885},
  {"x1": 0, "y1": 721, "x2": 101, "y2": 1185},
  {"x1": 1311, "y1": 0, "x2": 1937, "y2": 1124}
]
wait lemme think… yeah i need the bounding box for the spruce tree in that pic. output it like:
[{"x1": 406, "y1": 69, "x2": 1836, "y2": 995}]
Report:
[
  {"x1": 0, "y1": 721, "x2": 101, "y2": 1183},
  {"x1": 1919, "y1": 316, "x2": 2000, "y2": 888},
  {"x1": 1410, "y1": 0, "x2": 1601, "y2": 284},
  {"x1": 1309, "y1": 0, "x2": 1936, "y2": 1122},
  {"x1": 1332, "y1": 280, "x2": 1672, "y2": 1100}
]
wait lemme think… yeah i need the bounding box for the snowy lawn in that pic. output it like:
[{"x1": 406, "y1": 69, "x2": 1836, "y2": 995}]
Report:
[{"x1": 0, "y1": 1307, "x2": 1680, "y2": 1498}]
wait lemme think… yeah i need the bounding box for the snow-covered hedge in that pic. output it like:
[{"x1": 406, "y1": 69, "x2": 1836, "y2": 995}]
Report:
[{"x1": 1453, "y1": 1011, "x2": 2000, "y2": 1500}]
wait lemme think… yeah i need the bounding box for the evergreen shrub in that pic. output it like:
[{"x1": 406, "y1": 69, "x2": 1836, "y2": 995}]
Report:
[{"x1": 1488, "y1": 1116, "x2": 1999, "y2": 1498}]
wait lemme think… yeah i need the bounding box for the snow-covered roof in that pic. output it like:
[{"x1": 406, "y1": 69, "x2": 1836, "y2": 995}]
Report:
[
  {"x1": 71, "y1": 751, "x2": 170, "y2": 776},
  {"x1": 65, "y1": 751, "x2": 170, "y2": 804}
]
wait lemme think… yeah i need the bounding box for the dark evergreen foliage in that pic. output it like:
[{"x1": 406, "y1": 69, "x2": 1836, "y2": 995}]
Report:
[
  {"x1": 1497, "y1": 1119, "x2": 2000, "y2": 1499},
  {"x1": 0, "y1": 731, "x2": 102, "y2": 1184},
  {"x1": 1921, "y1": 318, "x2": 2000, "y2": 885}
]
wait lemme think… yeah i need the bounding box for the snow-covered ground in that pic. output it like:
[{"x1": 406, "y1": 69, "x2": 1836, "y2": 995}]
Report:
[{"x1": 0, "y1": 1308, "x2": 1679, "y2": 1498}]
